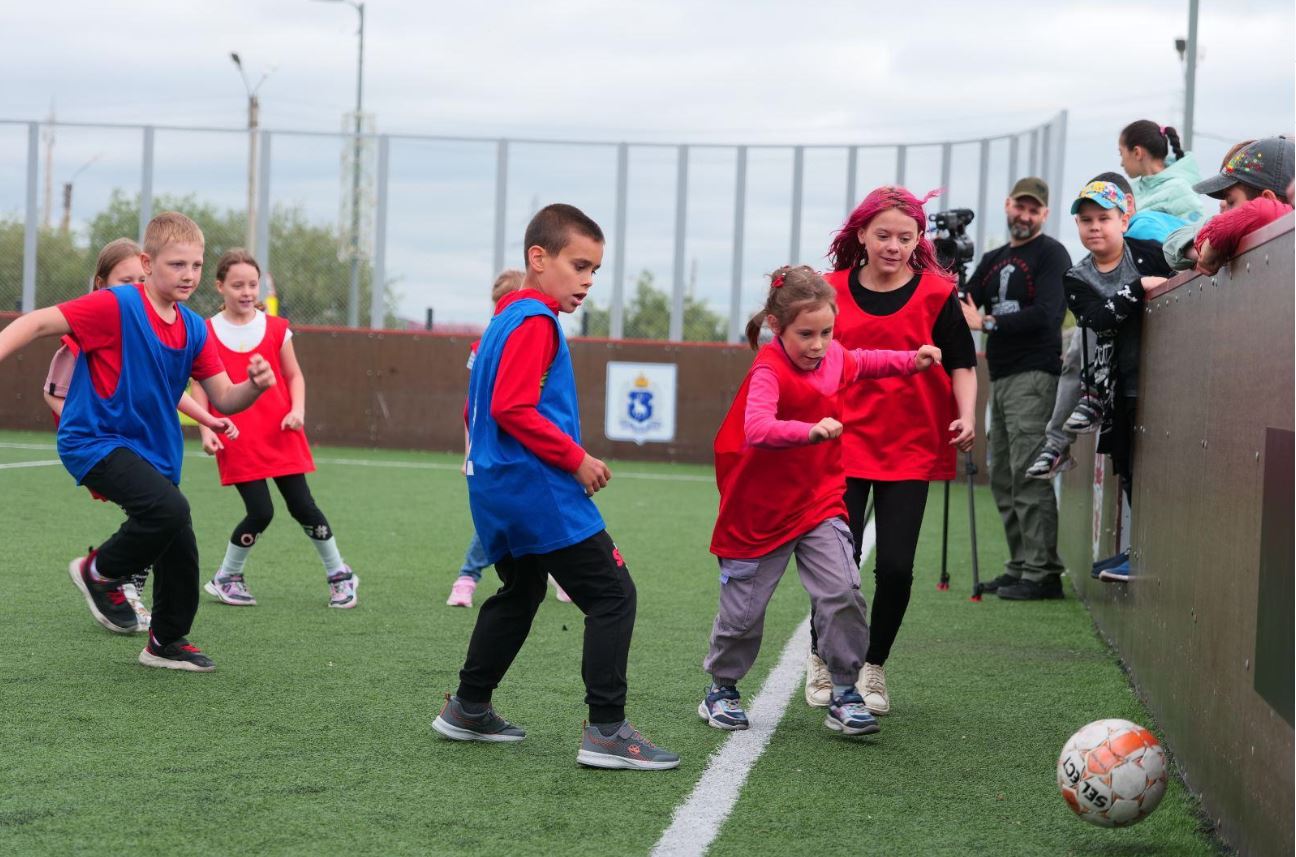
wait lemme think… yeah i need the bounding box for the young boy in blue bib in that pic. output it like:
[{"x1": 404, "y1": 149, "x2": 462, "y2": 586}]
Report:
[
  {"x1": 0, "y1": 212, "x2": 275, "y2": 671},
  {"x1": 433, "y1": 204, "x2": 678, "y2": 771}
]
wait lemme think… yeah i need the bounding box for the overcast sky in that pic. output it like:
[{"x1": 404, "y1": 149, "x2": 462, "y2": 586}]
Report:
[{"x1": 2, "y1": 0, "x2": 1293, "y2": 328}]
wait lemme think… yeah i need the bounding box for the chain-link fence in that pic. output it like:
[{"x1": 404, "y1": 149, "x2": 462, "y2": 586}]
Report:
[{"x1": 0, "y1": 113, "x2": 1067, "y2": 340}]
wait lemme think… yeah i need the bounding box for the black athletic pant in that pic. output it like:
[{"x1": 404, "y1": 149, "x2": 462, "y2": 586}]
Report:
[
  {"x1": 456, "y1": 530, "x2": 637, "y2": 724},
  {"x1": 810, "y1": 479, "x2": 929, "y2": 667},
  {"x1": 81, "y1": 448, "x2": 199, "y2": 646},
  {"x1": 231, "y1": 475, "x2": 331, "y2": 546}
]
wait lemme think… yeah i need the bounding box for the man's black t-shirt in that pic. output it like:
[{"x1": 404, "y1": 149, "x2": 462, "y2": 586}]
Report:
[
  {"x1": 846, "y1": 267, "x2": 977, "y2": 373},
  {"x1": 966, "y1": 233, "x2": 1071, "y2": 380}
]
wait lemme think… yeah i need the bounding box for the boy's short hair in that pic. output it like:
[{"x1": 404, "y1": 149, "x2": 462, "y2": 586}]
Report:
[
  {"x1": 491, "y1": 269, "x2": 524, "y2": 303},
  {"x1": 523, "y1": 204, "x2": 604, "y2": 265},
  {"x1": 143, "y1": 211, "x2": 205, "y2": 257}
]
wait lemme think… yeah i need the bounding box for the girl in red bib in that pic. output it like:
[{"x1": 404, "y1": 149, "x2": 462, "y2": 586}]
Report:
[
  {"x1": 802, "y1": 187, "x2": 978, "y2": 716},
  {"x1": 191, "y1": 250, "x2": 358, "y2": 609},
  {"x1": 700, "y1": 266, "x2": 941, "y2": 737}
]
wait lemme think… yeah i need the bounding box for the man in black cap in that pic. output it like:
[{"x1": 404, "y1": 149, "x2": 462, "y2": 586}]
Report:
[
  {"x1": 961, "y1": 177, "x2": 1072, "y2": 600},
  {"x1": 1164, "y1": 135, "x2": 1295, "y2": 270}
]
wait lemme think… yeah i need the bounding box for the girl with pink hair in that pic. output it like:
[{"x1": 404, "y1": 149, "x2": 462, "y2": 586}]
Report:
[{"x1": 803, "y1": 186, "x2": 979, "y2": 716}]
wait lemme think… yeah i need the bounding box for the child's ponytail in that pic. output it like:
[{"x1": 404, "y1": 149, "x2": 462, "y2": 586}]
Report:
[
  {"x1": 745, "y1": 265, "x2": 836, "y2": 351},
  {"x1": 1120, "y1": 119, "x2": 1185, "y2": 164},
  {"x1": 1162, "y1": 126, "x2": 1185, "y2": 162}
]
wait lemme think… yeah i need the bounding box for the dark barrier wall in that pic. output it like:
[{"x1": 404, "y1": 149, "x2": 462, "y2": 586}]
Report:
[
  {"x1": 0, "y1": 318, "x2": 992, "y2": 473},
  {"x1": 1058, "y1": 216, "x2": 1294, "y2": 857}
]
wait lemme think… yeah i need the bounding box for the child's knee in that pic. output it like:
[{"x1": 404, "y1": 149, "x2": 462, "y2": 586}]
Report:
[
  {"x1": 245, "y1": 505, "x2": 274, "y2": 533},
  {"x1": 150, "y1": 490, "x2": 191, "y2": 532}
]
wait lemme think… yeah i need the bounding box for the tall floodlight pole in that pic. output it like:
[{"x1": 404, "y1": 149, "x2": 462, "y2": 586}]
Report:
[
  {"x1": 314, "y1": 0, "x2": 366, "y2": 327},
  {"x1": 1184, "y1": 0, "x2": 1199, "y2": 150},
  {"x1": 230, "y1": 53, "x2": 271, "y2": 252}
]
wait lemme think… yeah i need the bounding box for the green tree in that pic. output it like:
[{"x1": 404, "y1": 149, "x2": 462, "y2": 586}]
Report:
[
  {"x1": 83, "y1": 190, "x2": 399, "y2": 326},
  {"x1": 0, "y1": 220, "x2": 96, "y2": 311},
  {"x1": 582, "y1": 269, "x2": 726, "y2": 342}
]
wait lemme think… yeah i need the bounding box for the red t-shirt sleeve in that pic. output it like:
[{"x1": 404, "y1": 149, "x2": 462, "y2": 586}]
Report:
[
  {"x1": 189, "y1": 332, "x2": 224, "y2": 381},
  {"x1": 490, "y1": 316, "x2": 586, "y2": 472},
  {"x1": 57, "y1": 289, "x2": 121, "y2": 354}
]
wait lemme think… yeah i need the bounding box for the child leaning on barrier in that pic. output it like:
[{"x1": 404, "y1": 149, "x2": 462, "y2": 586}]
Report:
[
  {"x1": 1189, "y1": 137, "x2": 1294, "y2": 276},
  {"x1": 1061, "y1": 180, "x2": 1172, "y2": 580},
  {"x1": 1027, "y1": 173, "x2": 1183, "y2": 481},
  {"x1": 1163, "y1": 136, "x2": 1294, "y2": 271}
]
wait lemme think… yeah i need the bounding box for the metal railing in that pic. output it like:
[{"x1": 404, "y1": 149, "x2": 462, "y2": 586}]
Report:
[{"x1": 0, "y1": 112, "x2": 1067, "y2": 340}]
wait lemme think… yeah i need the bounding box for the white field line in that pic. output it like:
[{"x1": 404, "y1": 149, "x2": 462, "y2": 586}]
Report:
[
  {"x1": 0, "y1": 459, "x2": 60, "y2": 470},
  {"x1": 651, "y1": 520, "x2": 877, "y2": 857},
  {"x1": 0, "y1": 442, "x2": 712, "y2": 483}
]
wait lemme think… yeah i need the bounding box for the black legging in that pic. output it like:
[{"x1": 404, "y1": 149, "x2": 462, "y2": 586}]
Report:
[
  {"x1": 810, "y1": 478, "x2": 929, "y2": 667},
  {"x1": 231, "y1": 474, "x2": 331, "y2": 546}
]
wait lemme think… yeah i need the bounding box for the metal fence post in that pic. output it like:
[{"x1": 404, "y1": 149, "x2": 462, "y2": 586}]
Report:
[
  {"x1": 256, "y1": 132, "x2": 272, "y2": 275},
  {"x1": 976, "y1": 138, "x2": 990, "y2": 259},
  {"x1": 1054, "y1": 110, "x2": 1069, "y2": 237},
  {"x1": 845, "y1": 146, "x2": 858, "y2": 219},
  {"x1": 1008, "y1": 134, "x2": 1020, "y2": 189},
  {"x1": 896, "y1": 145, "x2": 907, "y2": 186},
  {"x1": 21, "y1": 122, "x2": 38, "y2": 312},
  {"x1": 610, "y1": 142, "x2": 629, "y2": 340},
  {"x1": 493, "y1": 139, "x2": 508, "y2": 275},
  {"x1": 370, "y1": 134, "x2": 389, "y2": 329},
  {"x1": 139, "y1": 126, "x2": 154, "y2": 245},
  {"x1": 789, "y1": 145, "x2": 804, "y2": 264},
  {"x1": 670, "y1": 144, "x2": 688, "y2": 342},
  {"x1": 728, "y1": 146, "x2": 748, "y2": 344},
  {"x1": 939, "y1": 142, "x2": 952, "y2": 199}
]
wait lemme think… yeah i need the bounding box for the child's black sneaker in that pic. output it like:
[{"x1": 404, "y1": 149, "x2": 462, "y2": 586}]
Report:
[
  {"x1": 68, "y1": 552, "x2": 141, "y2": 634},
  {"x1": 997, "y1": 576, "x2": 1065, "y2": 601},
  {"x1": 432, "y1": 694, "x2": 526, "y2": 742},
  {"x1": 979, "y1": 573, "x2": 1020, "y2": 593},
  {"x1": 138, "y1": 635, "x2": 215, "y2": 672},
  {"x1": 578, "y1": 721, "x2": 680, "y2": 770}
]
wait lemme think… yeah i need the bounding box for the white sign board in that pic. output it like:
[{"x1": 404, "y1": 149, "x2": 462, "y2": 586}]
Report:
[{"x1": 604, "y1": 362, "x2": 677, "y2": 445}]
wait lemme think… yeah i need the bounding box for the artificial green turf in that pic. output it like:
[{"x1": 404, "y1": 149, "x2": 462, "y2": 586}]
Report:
[{"x1": 0, "y1": 430, "x2": 1225, "y2": 856}]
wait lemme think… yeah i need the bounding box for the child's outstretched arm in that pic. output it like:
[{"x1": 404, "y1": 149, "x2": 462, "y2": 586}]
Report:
[
  {"x1": 850, "y1": 346, "x2": 939, "y2": 379},
  {"x1": 0, "y1": 307, "x2": 70, "y2": 365},
  {"x1": 277, "y1": 338, "x2": 307, "y2": 431},
  {"x1": 197, "y1": 355, "x2": 275, "y2": 416},
  {"x1": 744, "y1": 366, "x2": 823, "y2": 448},
  {"x1": 187, "y1": 384, "x2": 238, "y2": 455}
]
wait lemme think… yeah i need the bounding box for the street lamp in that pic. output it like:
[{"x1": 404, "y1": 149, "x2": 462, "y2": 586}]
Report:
[
  {"x1": 231, "y1": 52, "x2": 272, "y2": 253},
  {"x1": 312, "y1": 0, "x2": 366, "y2": 328}
]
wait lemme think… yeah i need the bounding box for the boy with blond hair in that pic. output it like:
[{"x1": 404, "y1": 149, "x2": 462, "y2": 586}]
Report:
[{"x1": 0, "y1": 212, "x2": 275, "y2": 670}]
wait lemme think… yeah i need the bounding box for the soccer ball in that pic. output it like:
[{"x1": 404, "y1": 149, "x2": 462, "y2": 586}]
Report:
[{"x1": 1057, "y1": 718, "x2": 1167, "y2": 827}]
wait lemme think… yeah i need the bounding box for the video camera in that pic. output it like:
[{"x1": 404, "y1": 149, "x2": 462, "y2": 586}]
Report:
[{"x1": 929, "y1": 208, "x2": 975, "y2": 293}]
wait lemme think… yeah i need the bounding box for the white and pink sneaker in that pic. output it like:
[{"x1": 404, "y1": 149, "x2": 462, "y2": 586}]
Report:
[
  {"x1": 204, "y1": 573, "x2": 257, "y2": 606},
  {"x1": 446, "y1": 576, "x2": 477, "y2": 608}
]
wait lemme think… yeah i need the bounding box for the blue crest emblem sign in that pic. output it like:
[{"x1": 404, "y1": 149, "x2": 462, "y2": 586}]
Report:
[
  {"x1": 604, "y1": 362, "x2": 676, "y2": 445},
  {"x1": 628, "y1": 389, "x2": 654, "y2": 423}
]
